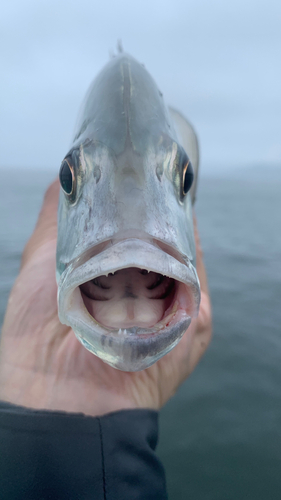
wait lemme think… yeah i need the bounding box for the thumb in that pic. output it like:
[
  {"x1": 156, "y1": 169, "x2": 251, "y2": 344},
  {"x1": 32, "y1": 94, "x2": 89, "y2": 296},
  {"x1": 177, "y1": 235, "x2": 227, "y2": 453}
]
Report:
[{"x1": 21, "y1": 178, "x2": 60, "y2": 267}]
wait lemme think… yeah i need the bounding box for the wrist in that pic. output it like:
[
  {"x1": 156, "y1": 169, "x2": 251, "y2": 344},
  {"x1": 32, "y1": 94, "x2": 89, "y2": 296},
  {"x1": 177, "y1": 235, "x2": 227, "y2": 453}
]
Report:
[{"x1": 0, "y1": 362, "x2": 155, "y2": 416}]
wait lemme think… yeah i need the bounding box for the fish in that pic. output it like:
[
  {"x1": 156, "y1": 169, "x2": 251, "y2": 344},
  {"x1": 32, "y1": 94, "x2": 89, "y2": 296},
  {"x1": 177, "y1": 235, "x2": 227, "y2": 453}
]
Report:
[{"x1": 56, "y1": 52, "x2": 201, "y2": 371}]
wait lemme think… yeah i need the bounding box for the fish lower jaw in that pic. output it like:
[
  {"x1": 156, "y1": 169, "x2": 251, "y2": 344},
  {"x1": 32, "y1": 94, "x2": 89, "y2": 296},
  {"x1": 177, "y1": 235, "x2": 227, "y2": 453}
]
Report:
[
  {"x1": 60, "y1": 273, "x2": 196, "y2": 371},
  {"x1": 67, "y1": 287, "x2": 192, "y2": 371}
]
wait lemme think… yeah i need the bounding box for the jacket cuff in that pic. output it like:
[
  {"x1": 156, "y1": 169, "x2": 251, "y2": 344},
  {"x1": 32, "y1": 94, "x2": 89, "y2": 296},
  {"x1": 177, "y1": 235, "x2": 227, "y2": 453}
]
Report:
[{"x1": 0, "y1": 401, "x2": 167, "y2": 499}]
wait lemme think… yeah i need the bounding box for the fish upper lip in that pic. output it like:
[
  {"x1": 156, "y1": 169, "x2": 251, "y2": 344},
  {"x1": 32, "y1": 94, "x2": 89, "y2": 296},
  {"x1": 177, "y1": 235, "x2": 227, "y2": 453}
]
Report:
[
  {"x1": 58, "y1": 237, "x2": 198, "y2": 297},
  {"x1": 58, "y1": 232, "x2": 191, "y2": 278}
]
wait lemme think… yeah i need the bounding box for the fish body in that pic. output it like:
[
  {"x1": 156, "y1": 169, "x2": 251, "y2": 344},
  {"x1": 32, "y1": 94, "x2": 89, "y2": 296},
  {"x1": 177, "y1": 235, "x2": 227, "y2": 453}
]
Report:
[{"x1": 56, "y1": 53, "x2": 200, "y2": 371}]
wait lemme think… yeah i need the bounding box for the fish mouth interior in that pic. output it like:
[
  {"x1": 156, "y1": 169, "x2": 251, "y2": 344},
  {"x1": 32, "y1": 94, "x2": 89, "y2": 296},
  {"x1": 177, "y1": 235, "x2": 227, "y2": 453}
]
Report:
[{"x1": 79, "y1": 266, "x2": 194, "y2": 333}]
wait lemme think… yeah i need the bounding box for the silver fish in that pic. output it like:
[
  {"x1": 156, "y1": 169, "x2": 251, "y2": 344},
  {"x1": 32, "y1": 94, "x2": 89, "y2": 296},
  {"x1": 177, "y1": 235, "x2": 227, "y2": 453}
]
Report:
[{"x1": 56, "y1": 53, "x2": 200, "y2": 371}]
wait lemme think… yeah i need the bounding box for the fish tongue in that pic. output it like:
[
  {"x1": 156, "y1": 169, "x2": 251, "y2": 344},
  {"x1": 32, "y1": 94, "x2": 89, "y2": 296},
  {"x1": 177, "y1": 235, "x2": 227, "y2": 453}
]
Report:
[{"x1": 89, "y1": 295, "x2": 165, "y2": 329}]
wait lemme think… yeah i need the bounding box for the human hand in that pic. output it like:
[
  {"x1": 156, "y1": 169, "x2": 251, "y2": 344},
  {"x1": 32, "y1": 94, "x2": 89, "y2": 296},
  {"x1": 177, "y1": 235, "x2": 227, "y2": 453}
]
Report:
[{"x1": 0, "y1": 180, "x2": 212, "y2": 416}]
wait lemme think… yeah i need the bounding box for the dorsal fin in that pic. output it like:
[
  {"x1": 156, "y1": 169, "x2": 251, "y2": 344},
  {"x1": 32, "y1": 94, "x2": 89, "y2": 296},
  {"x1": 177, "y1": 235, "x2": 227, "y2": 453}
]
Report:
[
  {"x1": 169, "y1": 107, "x2": 200, "y2": 204},
  {"x1": 109, "y1": 40, "x2": 124, "y2": 59},
  {"x1": 117, "y1": 39, "x2": 124, "y2": 53}
]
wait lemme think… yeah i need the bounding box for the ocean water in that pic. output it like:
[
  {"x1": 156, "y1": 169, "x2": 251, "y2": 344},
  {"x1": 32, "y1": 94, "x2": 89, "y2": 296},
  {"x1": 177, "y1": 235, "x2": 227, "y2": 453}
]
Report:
[{"x1": 0, "y1": 168, "x2": 281, "y2": 499}]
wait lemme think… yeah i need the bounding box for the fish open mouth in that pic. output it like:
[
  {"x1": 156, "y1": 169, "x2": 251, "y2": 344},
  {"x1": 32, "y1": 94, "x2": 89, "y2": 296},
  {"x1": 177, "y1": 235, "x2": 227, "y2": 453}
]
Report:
[
  {"x1": 58, "y1": 239, "x2": 200, "y2": 371},
  {"x1": 80, "y1": 268, "x2": 194, "y2": 331}
]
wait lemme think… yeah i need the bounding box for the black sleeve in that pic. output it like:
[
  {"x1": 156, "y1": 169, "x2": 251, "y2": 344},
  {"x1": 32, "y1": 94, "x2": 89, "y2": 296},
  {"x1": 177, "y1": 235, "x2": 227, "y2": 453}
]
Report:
[{"x1": 0, "y1": 401, "x2": 167, "y2": 500}]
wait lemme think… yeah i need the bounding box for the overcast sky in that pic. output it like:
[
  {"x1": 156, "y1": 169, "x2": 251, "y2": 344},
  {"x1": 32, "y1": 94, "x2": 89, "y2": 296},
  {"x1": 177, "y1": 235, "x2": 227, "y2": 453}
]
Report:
[{"x1": 1, "y1": 0, "x2": 280, "y2": 174}]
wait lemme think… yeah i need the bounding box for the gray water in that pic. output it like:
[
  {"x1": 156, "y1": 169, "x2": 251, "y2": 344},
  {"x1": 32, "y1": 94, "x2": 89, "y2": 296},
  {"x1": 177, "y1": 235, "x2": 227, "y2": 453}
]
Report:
[{"x1": 0, "y1": 168, "x2": 281, "y2": 499}]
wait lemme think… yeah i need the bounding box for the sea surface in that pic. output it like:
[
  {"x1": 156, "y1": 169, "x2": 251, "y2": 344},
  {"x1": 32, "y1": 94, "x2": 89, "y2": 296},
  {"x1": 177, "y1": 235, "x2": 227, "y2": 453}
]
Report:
[{"x1": 0, "y1": 167, "x2": 281, "y2": 499}]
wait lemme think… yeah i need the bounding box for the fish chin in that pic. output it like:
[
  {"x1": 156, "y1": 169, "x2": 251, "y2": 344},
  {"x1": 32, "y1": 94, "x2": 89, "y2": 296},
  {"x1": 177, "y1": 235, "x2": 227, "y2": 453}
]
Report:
[{"x1": 57, "y1": 239, "x2": 200, "y2": 371}]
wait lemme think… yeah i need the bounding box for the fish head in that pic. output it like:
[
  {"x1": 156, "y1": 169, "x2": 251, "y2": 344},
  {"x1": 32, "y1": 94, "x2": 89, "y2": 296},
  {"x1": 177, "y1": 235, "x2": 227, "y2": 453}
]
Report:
[{"x1": 56, "y1": 54, "x2": 200, "y2": 371}]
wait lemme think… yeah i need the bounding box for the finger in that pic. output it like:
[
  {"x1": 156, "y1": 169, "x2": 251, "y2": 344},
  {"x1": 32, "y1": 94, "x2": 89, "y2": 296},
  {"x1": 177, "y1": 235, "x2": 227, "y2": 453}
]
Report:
[
  {"x1": 21, "y1": 178, "x2": 60, "y2": 266},
  {"x1": 193, "y1": 213, "x2": 209, "y2": 296},
  {"x1": 193, "y1": 213, "x2": 212, "y2": 334},
  {"x1": 38, "y1": 178, "x2": 60, "y2": 228}
]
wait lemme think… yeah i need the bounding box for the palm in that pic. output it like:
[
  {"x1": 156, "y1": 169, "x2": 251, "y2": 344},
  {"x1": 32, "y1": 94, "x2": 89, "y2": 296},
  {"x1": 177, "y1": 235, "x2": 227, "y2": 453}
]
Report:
[{"x1": 0, "y1": 181, "x2": 211, "y2": 415}]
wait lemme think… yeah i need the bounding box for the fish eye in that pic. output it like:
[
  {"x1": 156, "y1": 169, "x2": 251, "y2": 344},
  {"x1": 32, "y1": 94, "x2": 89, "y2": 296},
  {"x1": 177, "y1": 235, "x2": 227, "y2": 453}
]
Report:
[
  {"x1": 182, "y1": 156, "x2": 194, "y2": 196},
  {"x1": 59, "y1": 159, "x2": 76, "y2": 199}
]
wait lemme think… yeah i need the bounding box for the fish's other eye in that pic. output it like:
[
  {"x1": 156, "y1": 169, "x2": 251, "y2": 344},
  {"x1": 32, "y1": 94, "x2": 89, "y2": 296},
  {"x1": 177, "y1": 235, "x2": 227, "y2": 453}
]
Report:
[
  {"x1": 59, "y1": 159, "x2": 75, "y2": 199},
  {"x1": 182, "y1": 156, "x2": 194, "y2": 196}
]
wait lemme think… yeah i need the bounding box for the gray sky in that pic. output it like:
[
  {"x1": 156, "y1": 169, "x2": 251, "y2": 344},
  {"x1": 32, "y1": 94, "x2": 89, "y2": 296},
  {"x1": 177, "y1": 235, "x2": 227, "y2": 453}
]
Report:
[{"x1": 1, "y1": 0, "x2": 280, "y2": 174}]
